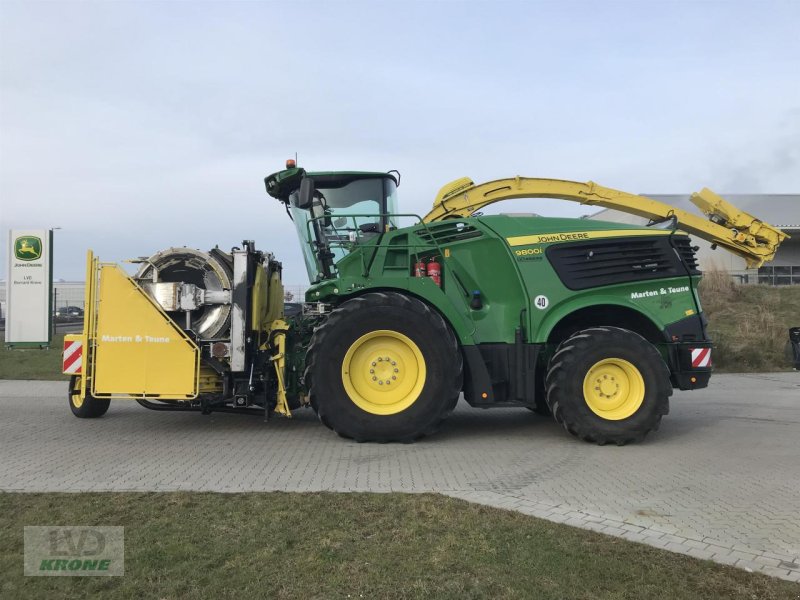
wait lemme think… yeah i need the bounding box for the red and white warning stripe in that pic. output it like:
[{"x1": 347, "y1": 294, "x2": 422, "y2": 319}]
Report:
[
  {"x1": 690, "y1": 347, "x2": 711, "y2": 368},
  {"x1": 63, "y1": 340, "x2": 83, "y2": 374}
]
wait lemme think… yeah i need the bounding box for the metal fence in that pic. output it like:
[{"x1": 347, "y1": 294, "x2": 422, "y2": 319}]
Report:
[
  {"x1": 756, "y1": 265, "x2": 800, "y2": 286},
  {"x1": 0, "y1": 281, "x2": 86, "y2": 319},
  {"x1": 719, "y1": 267, "x2": 799, "y2": 286},
  {"x1": 51, "y1": 283, "x2": 86, "y2": 312},
  {"x1": 283, "y1": 285, "x2": 308, "y2": 302}
]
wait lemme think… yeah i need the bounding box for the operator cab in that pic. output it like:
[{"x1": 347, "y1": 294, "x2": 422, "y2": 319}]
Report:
[{"x1": 266, "y1": 163, "x2": 398, "y2": 282}]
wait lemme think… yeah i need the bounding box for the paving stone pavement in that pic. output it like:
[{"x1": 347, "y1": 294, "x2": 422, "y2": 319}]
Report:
[{"x1": 1, "y1": 373, "x2": 799, "y2": 582}]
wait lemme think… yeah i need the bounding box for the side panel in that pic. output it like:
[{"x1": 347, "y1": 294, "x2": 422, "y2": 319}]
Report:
[
  {"x1": 91, "y1": 265, "x2": 199, "y2": 398},
  {"x1": 439, "y1": 229, "x2": 529, "y2": 344},
  {"x1": 478, "y1": 216, "x2": 700, "y2": 342}
]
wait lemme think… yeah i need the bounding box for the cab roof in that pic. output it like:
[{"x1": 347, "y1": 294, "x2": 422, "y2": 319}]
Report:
[{"x1": 265, "y1": 167, "x2": 397, "y2": 200}]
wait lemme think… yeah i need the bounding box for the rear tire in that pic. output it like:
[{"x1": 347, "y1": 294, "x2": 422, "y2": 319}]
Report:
[
  {"x1": 305, "y1": 292, "x2": 462, "y2": 442},
  {"x1": 68, "y1": 375, "x2": 110, "y2": 418},
  {"x1": 545, "y1": 327, "x2": 671, "y2": 445}
]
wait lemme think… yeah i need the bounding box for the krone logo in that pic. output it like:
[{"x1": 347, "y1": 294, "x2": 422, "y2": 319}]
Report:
[{"x1": 14, "y1": 236, "x2": 43, "y2": 262}]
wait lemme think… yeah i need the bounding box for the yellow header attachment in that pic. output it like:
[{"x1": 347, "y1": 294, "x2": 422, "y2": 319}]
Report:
[
  {"x1": 689, "y1": 188, "x2": 787, "y2": 265},
  {"x1": 81, "y1": 254, "x2": 200, "y2": 399},
  {"x1": 423, "y1": 176, "x2": 788, "y2": 268}
]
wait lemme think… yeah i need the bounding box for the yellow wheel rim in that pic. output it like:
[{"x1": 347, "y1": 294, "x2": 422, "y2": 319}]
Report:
[
  {"x1": 341, "y1": 330, "x2": 426, "y2": 415},
  {"x1": 582, "y1": 358, "x2": 645, "y2": 420},
  {"x1": 70, "y1": 377, "x2": 84, "y2": 408}
]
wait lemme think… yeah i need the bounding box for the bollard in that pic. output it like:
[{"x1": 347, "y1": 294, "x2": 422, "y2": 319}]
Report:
[{"x1": 790, "y1": 327, "x2": 800, "y2": 371}]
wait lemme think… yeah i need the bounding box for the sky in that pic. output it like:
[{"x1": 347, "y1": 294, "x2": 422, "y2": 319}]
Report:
[{"x1": 1, "y1": 0, "x2": 798, "y2": 284}]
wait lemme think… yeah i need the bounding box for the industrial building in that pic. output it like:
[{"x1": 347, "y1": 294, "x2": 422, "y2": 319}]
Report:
[{"x1": 587, "y1": 194, "x2": 799, "y2": 284}]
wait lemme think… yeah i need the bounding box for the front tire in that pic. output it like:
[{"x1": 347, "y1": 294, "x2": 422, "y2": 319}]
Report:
[
  {"x1": 545, "y1": 327, "x2": 671, "y2": 445},
  {"x1": 305, "y1": 292, "x2": 462, "y2": 442},
  {"x1": 68, "y1": 375, "x2": 110, "y2": 418}
]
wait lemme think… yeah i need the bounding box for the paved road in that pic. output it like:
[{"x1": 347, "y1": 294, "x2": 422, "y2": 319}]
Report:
[{"x1": 1, "y1": 374, "x2": 799, "y2": 582}]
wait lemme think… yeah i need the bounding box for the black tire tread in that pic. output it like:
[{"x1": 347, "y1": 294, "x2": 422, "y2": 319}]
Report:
[
  {"x1": 545, "y1": 326, "x2": 671, "y2": 445},
  {"x1": 68, "y1": 376, "x2": 111, "y2": 418},
  {"x1": 305, "y1": 292, "x2": 462, "y2": 442}
]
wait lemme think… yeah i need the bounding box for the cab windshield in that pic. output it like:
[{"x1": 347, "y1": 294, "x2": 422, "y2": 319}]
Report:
[{"x1": 290, "y1": 176, "x2": 398, "y2": 282}]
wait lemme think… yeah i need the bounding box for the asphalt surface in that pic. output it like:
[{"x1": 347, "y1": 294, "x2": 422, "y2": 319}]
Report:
[{"x1": 1, "y1": 373, "x2": 798, "y2": 582}]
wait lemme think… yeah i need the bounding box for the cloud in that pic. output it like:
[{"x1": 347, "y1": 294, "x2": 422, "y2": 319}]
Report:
[{"x1": 1, "y1": 1, "x2": 798, "y2": 283}]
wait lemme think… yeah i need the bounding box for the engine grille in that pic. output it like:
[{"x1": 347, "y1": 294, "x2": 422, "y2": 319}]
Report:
[
  {"x1": 546, "y1": 235, "x2": 699, "y2": 290},
  {"x1": 671, "y1": 236, "x2": 701, "y2": 275}
]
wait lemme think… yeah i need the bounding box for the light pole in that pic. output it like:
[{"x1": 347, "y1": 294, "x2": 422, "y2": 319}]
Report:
[{"x1": 50, "y1": 227, "x2": 61, "y2": 341}]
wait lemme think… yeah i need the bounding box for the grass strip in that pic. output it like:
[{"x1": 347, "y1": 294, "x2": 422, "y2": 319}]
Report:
[
  {"x1": 0, "y1": 334, "x2": 68, "y2": 381},
  {"x1": 0, "y1": 492, "x2": 796, "y2": 599}
]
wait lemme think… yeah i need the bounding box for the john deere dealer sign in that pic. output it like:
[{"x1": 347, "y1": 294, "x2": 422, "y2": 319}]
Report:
[{"x1": 5, "y1": 229, "x2": 53, "y2": 346}]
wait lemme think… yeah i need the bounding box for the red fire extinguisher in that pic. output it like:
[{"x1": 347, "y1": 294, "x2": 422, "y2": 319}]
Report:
[
  {"x1": 427, "y1": 258, "x2": 441, "y2": 287},
  {"x1": 414, "y1": 260, "x2": 427, "y2": 278}
]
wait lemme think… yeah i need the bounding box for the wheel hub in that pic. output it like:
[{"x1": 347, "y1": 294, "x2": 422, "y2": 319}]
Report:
[
  {"x1": 582, "y1": 358, "x2": 645, "y2": 420},
  {"x1": 342, "y1": 330, "x2": 426, "y2": 415},
  {"x1": 595, "y1": 374, "x2": 620, "y2": 399},
  {"x1": 368, "y1": 355, "x2": 402, "y2": 388}
]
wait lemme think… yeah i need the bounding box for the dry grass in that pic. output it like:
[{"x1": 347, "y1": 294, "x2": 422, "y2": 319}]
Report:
[
  {"x1": 699, "y1": 270, "x2": 799, "y2": 372},
  {"x1": 698, "y1": 268, "x2": 739, "y2": 298}
]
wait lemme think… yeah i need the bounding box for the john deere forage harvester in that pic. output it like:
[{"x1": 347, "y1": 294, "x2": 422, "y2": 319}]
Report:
[{"x1": 63, "y1": 163, "x2": 787, "y2": 444}]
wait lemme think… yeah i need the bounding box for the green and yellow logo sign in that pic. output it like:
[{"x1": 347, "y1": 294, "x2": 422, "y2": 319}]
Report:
[{"x1": 14, "y1": 236, "x2": 42, "y2": 262}]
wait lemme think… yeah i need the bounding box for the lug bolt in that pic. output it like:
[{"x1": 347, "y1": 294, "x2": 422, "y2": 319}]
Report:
[
  {"x1": 392, "y1": 376, "x2": 396, "y2": 380},
  {"x1": 391, "y1": 361, "x2": 396, "y2": 366},
  {"x1": 372, "y1": 376, "x2": 377, "y2": 381},
  {"x1": 372, "y1": 362, "x2": 376, "y2": 366},
  {"x1": 378, "y1": 357, "x2": 383, "y2": 362},
  {"x1": 385, "y1": 356, "x2": 390, "y2": 361},
  {"x1": 386, "y1": 381, "x2": 391, "y2": 385},
  {"x1": 394, "y1": 368, "x2": 399, "y2": 373},
  {"x1": 379, "y1": 381, "x2": 383, "y2": 385},
  {"x1": 370, "y1": 369, "x2": 374, "y2": 374}
]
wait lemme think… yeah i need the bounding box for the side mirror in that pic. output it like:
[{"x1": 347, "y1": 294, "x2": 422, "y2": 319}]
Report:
[{"x1": 296, "y1": 178, "x2": 315, "y2": 209}]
